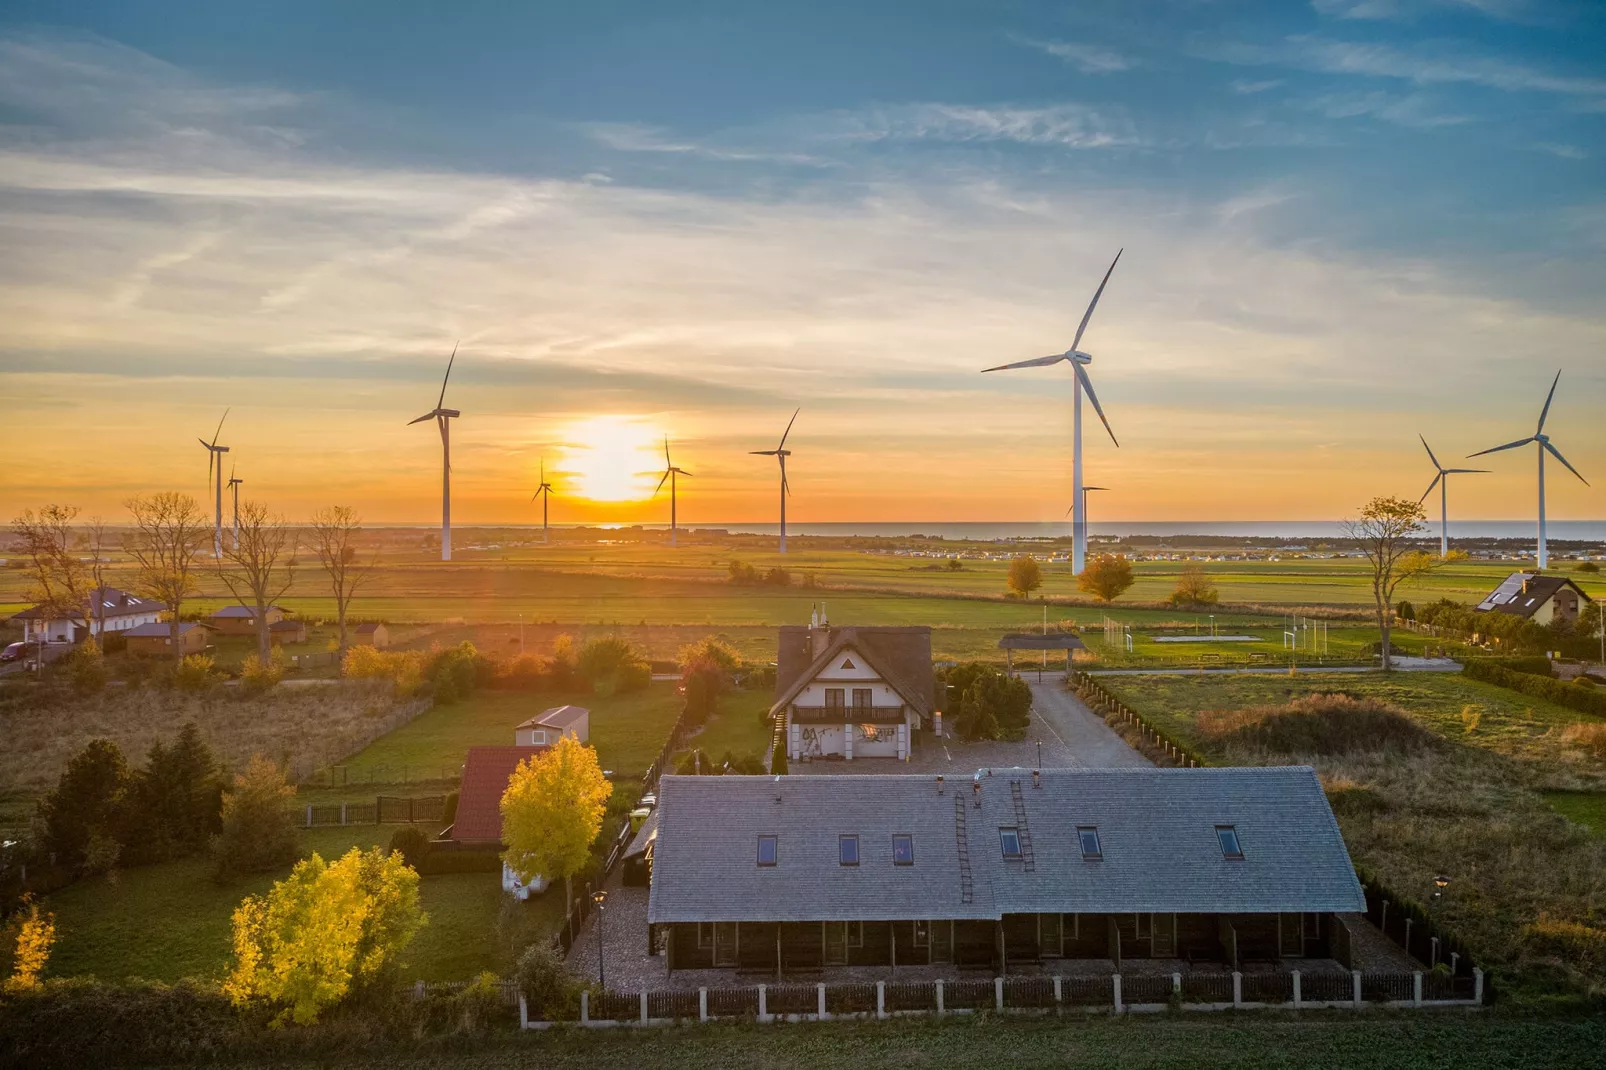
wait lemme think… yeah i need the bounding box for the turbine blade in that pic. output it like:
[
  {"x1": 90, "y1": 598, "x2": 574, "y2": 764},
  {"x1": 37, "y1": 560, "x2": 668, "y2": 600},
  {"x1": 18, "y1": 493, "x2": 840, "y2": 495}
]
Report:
[
  {"x1": 1074, "y1": 362, "x2": 1118, "y2": 447},
  {"x1": 678, "y1": 469, "x2": 693, "y2": 477},
  {"x1": 1418, "y1": 471, "x2": 1441, "y2": 505},
  {"x1": 655, "y1": 470, "x2": 670, "y2": 494},
  {"x1": 211, "y1": 408, "x2": 229, "y2": 448},
  {"x1": 981, "y1": 354, "x2": 1069, "y2": 373},
  {"x1": 437, "y1": 343, "x2": 458, "y2": 410},
  {"x1": 1536, "y1": 369, "x2": 1560, "y2": 434},
  {"x1": 750, "y1": 450, "x2": 777, "y2": 456},
  {"x1": 1543, "y1": 439, "x2": 1589, "y2": 485},
  {"x1": 1443, "y1": 468, "x2": 1489, "y2": 475},
  {"x1": 664, "y1": 435, "x2": 672, "y2": 467},
  {"x1": 1070, "y1": 249, "x2": 1122, "y2": 353},
  {"x1": 408, "y1": 412, "x2": 436, "y2": 425},
  {"x1": 1468, "y1": 437, "x2": 1534, "y2": 458},
  {"x1": 1418, "y1": 434, "x2": 1441, "y2": 472},
  {"x1": 777, "y1": 407, "x2": 800, "y2": 450},
  {"x1": 1065, "y1": 504, "x2": 1074, "y2": 518}
]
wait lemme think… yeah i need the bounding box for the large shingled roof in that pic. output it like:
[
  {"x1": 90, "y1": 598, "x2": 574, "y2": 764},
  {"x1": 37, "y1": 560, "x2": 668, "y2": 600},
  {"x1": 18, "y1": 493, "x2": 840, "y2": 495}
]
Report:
[
  {"x1": 1475, "y1": 572, "x2": 1591, "y2": 619},
  {"x1": 647, "y1": 768, "x2": 1365, "y2": 925}
]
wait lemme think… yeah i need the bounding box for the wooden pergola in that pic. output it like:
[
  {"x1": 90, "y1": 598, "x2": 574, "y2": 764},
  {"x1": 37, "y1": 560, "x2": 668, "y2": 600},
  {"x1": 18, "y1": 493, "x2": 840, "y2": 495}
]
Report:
[{"x1": 998, "y1": 632, "x2": 1087, "y2": 675}]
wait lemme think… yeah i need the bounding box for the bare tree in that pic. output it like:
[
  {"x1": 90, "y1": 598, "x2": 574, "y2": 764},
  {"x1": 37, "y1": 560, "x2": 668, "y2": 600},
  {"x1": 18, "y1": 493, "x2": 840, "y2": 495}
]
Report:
[
  {"x1": 218, "y1": 500, "x2": 298, "y2": 662},
  {"x1": 84, "y1": 517, "x2": 113, "y2": 641},
  {"x1": 1344, "y1": 496, "x2": 1435, "y2": 671},
  {"x1": 126, "y1": 492, "x2": 209, "y2": 666},
  {"x1": 11, "y1": 505, "x2": 97, "y2": 649},
  {"x1": 307, "y1": 505, "x2": 375, "y2": 656}
]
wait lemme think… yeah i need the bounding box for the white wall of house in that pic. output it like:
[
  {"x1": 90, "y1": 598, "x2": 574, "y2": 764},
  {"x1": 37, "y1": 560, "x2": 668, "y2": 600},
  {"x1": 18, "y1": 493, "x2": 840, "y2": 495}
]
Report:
[
  {"x1": 23, "y1": 611, "x2": 162, "y2": 643},
  {"x1": 784, "y1": 648, "x2": 916, "y2": 761}
]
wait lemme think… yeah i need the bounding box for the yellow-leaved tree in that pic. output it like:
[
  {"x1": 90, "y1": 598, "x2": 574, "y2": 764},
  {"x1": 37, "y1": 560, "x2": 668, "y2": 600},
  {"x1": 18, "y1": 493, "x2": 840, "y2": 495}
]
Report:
[
  {"x1": 225, "y1": 847, "x2": 425, "y2": 1025},
  {"x1": 501, "y1": 736, "x2": 612, "y2": 917},
  {"x1": 4, "y1": 898, "x2": 56, "y2": 991}
]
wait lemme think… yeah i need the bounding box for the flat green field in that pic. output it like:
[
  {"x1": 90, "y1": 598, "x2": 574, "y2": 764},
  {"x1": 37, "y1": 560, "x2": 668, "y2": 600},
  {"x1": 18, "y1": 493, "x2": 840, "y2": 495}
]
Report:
[
  {"x1": 1544, "y1": 791, "x2": 1606, "y2": 837},
  {"x1": 203, "y1": 1014, "x2": 1604, "y2": 1070},
  {"x1": 1098, "y1": 671, "x2": 1601, "y2": 761},
  {"x1": 43, "y1": 826, "x2": 556, "y2": 984}
]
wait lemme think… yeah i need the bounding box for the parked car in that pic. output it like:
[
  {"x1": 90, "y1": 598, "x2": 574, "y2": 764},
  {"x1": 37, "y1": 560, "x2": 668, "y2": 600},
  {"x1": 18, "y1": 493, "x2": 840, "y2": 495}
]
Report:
[{"x1": 1, "y1": 641, "x2": 42, "y2": 664}]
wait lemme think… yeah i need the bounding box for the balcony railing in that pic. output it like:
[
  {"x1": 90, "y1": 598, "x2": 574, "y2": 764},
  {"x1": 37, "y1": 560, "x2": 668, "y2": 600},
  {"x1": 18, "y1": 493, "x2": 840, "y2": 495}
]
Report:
[{"x1": 791, "y1": 705, "x2": 905, "y2": 724}]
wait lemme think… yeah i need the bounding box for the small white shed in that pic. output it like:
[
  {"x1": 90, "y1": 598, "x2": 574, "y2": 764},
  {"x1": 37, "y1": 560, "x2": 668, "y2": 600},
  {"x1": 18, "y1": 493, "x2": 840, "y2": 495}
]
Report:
[{"x1": 513, "y1": 704, "x2": 590, "y2": 748}]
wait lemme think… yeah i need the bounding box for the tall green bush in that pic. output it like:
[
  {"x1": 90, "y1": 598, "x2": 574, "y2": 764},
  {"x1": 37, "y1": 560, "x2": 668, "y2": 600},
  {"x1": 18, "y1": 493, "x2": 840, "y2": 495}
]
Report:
[
  {"x1": 37, "y1": 739, "x2": 129, "y2": 870},
  {"x1": 1463, "y1": 659, "x2": 1606, "y2": 716}
]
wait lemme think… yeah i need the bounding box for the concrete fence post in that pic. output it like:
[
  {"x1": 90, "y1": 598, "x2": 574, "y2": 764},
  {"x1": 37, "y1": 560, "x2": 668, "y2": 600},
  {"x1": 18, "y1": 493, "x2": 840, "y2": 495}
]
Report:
[
  {"x1": 640, "y1": 991, "x2": 648, "y2": 1024},
  {"x1": 699, "y1": 988, "x2": 708, "y2": 1023},
  {"x1": 1429, "y1": 936, "x2": 1440, "y2": 968},
  {"x1": 1473, "y1": 968, "x2": 1484, "y2": 1004},
  {"x1": 1053, "y1": 976, "x2": 1062, "y2": 1006},
  {"x1": 817, "y1": 983, "x2": 826, "y2": 1019},
  {"x1": 1112, "y1": 974, "x2": 1123, "y2": 1013},
  {"x1": 1172, "y1": 972, "x2": 1182, "y2": 999},
  {"x1": 1232, "y1": 971, "x2": 1242, "y2": 1008},
  {"x1": 995, "y1": 976, "x2": 1004, "y2": 1012},
  {"x1": 1450, "y1": 952, "x2": 1460, "y2": 975},
  {"x1": 935, "y1": 979, "x2": 945, "y2": 1016},
  {"x1": 1292, "y1": 971, "x2": 1301, "y2": 1009},
  {"x1": 305, "y1": 804, "x2": 313, "y2": 827},
  {"x1": 877, "y1": 981, "x2": 886, "y2": 1019},
  {"x1": 340, "y1": 801, "x2": 348, "y2": 826},
  {"x1": 758, "y1": 984, "x2": 769, "y2": 1023},
  {"x1": 1351, "y1": 970, "x2": 1362, "y2": 1008},
  {"x1": 580, "y1": 989, "x2": 590, "y2": 1025},
  {"x1": 1413, "y1": 972, "x2": 1423, "y2": 1007},
  {"x1": 519, "y1": 994, "x2": 528, "y2": 1030}
]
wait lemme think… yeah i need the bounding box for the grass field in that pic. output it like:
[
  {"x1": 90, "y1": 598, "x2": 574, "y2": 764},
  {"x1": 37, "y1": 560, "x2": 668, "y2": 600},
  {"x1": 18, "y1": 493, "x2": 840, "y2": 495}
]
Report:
[
  {"x1": 201, "y1": 1014, "x2": 1605, "y2": 1070},
  {"x1": 42, "y1": 825, "x2": 555, "y2": 984},
  {"x1": 1095, "y1": 671, "x2": 1606, "y2": 995},
  {"x1": 676, "y1": 688, "x2": 775, "y2": 766},
  {"x1": 323, "y1": 684, "x2": 684, "y2": 786},
  {"x1": 1544, "y1": 791, "x2": 1606, "y2": 837}
]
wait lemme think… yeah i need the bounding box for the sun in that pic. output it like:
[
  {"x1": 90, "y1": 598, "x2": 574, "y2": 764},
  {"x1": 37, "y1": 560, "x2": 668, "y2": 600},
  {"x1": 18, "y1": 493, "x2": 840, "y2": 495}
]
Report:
[{"x1": 558, "y1": 415, "x2": 662, "y2": 503}]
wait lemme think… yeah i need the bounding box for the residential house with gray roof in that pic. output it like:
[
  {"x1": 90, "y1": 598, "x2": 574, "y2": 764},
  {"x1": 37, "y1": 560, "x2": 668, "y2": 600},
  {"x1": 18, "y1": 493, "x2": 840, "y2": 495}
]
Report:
[
  {"x1": 647, "y1": 767, "x2": 1364, "y2": 974},
  {"x1": 772, "y1": 611, "x2": 935, "y2": 762}
]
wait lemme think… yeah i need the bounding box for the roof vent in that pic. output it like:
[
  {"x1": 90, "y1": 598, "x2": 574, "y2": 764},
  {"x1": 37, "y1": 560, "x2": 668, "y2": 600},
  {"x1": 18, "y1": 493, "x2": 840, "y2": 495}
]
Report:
[
  {"x1": 936, "y1": 774, "x2": 944, "y2": 795},
  {"x1": 972, "y1": 779, "x2": 981, "y2": 809},
  {"x1": 1032, "y1": 769, "x2": 1041, "y2": 790}
]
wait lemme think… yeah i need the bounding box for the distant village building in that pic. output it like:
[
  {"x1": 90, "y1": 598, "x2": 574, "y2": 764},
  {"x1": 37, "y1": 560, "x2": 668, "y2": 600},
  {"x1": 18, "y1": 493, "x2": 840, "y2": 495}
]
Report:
[
  {"x1": 268, "y1": 618, "x2": 308, "y2": 645},
  {"x1": 353, "y1": 621, "x2": 390, "y2": 648},
  {"x1": 772, "y1": 608, "x2": 935, "y2": 763},
  {"x1": 12, "y1": 587, "x2": 165, "y2": 644},
  {"x1": 514, "y1": 704, "x2": 589, "y2": 747},
  {"x1": 208, "y1": 604, "x2": 287, "y2": 636},
  {"x1": 124, "y1": 621, "x2": 213, "y2": 658},
  {"x1": 1474, "y1": 572, "x2": 1592, "y2": 626},
  {"x1": 647, "y1": 768, "x2": 1364, "y2": 974}
]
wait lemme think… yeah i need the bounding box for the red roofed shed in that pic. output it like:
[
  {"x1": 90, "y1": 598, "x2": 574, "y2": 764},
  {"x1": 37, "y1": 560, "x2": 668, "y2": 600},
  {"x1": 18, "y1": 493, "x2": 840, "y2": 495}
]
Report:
[{"x1": 452, "y1": 746, "x2": 545, "y2": 844}]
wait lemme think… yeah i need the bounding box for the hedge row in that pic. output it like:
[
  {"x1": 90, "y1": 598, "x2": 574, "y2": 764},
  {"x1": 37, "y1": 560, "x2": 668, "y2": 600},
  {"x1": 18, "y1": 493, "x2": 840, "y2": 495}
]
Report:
[
  {"x1": 1463, "y1": 659, "x2": 1606, "y2": 717},
  {"x1": 1463, "y1": 655, "x2": 1554, "y2": 678}
]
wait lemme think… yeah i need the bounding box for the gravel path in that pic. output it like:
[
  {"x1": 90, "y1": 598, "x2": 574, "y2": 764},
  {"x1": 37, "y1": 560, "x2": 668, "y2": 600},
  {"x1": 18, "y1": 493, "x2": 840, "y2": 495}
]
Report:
[{"x1": 1026, "y1": 677, "x2": 1152, "y2": 768}]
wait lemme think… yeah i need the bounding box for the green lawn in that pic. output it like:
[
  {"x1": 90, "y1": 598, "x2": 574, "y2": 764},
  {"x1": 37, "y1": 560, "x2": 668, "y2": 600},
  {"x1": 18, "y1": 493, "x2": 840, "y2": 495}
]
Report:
[
  {"x1": 200, "y1": 1014, "x2": 1604, "y2": 1070},
  {"x1": 1098, "y1": 671, "x2": 1602, "y2": 761},
  {"x1": 679, "y1": 689, "x2": 774, "y2": 765},
  {"x1": 1544, "y1": 791, "x2": 1606, "y2": 837},
  {"x1": 43, "y1": 826, "x2": 541, "y2": 984},
  {"x1": 321, "y1": 684, "x2": 685, "y2": 786}
]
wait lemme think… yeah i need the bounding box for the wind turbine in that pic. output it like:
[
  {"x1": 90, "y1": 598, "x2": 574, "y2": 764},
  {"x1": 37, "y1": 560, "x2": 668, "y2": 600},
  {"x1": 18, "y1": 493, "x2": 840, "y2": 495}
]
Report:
[
  {"x1": 530, "y1": 459, "x2": 554, "y2": 545},
  {"x1": 227, "y1": 466, "x2": 244, "y2": 550},
  {"x1": 408, "y1": 344, "x2": 461, "y2": 562},
  {"x1": 1066, "y1": 486, "x2": 1108, "y2": 537},
  {"x1": 984, "y1": 250, "x2": 1122, "y2": 575},
  {"x1": 750, "y1": 408, "x2": 799, "y2": 554},
  {"x1": 655, "y1": 437, "x2": 692, "y2": 547},
  {"x1": 198, "y1": 409, "x2": 230, "y2": 559},
  {"x1": 1468, "y1": 370, "x2": 1588, "y2": 570},
  {"x1": 1417, "y1": 436, "x2": 1484, "y2": 557}
]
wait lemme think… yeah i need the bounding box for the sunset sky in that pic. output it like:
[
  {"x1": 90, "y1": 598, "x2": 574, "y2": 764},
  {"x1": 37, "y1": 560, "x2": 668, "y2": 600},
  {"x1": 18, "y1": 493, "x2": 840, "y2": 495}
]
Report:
[{"x1": 1, "y1": 1, "x2": 1602, "y2": 527}]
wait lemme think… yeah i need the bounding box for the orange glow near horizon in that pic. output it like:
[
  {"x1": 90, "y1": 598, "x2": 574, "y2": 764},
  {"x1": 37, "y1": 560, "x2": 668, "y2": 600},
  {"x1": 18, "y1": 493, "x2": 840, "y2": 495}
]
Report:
[{"x1": 557, "y1": 415, "x2": 663, "y2": 504}]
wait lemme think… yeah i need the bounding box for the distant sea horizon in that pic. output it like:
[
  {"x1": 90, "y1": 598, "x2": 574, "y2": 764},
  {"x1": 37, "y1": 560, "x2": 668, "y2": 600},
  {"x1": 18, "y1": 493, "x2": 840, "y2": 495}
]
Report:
[{"x1": 438, "y1": 520, "x2": 1606, "y2": 542}]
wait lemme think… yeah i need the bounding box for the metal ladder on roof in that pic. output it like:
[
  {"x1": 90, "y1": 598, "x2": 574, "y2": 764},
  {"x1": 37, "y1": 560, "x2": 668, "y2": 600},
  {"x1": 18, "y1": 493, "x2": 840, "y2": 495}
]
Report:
[
  {"x1": 1009, "y1": 780, "x2": 1036, "y2": 873},
  {"x1": 953, "y1": 793, "x2": 974, "y2": 904}
]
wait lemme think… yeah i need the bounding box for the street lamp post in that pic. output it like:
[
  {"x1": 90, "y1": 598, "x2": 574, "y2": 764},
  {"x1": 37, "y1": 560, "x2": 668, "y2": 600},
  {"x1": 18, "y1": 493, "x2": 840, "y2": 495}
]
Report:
[
  {"x1": 592, "y1": 889, "x2": 608, "y2": 993},
  {"x1": 1035, "y1": 739, "x2": 1043, "y2": 769}
]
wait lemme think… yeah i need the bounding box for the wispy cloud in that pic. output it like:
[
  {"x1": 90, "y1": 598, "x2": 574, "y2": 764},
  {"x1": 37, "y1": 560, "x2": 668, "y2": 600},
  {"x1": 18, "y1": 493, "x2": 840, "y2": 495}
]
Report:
[
  {"x1": 581, "y1": 122, "x2": 829, "y2": 165},
  {"x1": 1206, "y1": 34, "x2": 1606, "y2": 103},
  {"x1": 1010, "y1": 35, "x2": 1135, "y2": 74},
  {"x1": 1231, "y1": 79, "x2": 1285, "y2": 95},
  {"x1": 1533, "y1": 141, "x2": 1588, "y2": 159},
  {"x1": 812, "y1": 102, "x2": 1141, "y2": 149},
  {"x1": 1307, "y1": 90, "x2": 1475, "y2": 127},
  {"x1": 1311, "y1": 0, "x2": 1551, "y2": 24}
]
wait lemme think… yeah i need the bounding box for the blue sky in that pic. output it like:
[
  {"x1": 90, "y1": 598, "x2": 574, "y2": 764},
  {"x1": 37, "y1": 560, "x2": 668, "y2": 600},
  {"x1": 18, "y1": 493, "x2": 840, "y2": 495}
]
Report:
[{"x1": 0, "y1": 1, "x2": 1601, "y2": 523}]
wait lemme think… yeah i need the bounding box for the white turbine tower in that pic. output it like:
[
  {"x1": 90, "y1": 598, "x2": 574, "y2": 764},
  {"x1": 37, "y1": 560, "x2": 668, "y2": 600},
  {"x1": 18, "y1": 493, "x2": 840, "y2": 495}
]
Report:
[
  {"x1": 408, "y1": 344, "x2": 461, "y2": 562},
  {"x1": 1417, "y1": 436, "x2": 1485, "y2": 558},
  {"x1": 1066, "y1": 486, "x2": 1108, "y2": 534},
  {"x1": 984, "y1": 250, "x2": 1122, "y2": 575},
  {"x1": 655, "y1": 437, "x2": 692, "y2": 547},
  {"x1": 530, "y1": 459, "x2": 554, "y2": 545},
  {"x1": 1468, "y1": 370, "x2": 1588, "y2": 570},
  {"x1": 750, "y1": 408, "x2": 799, "y2": 554},
  {"x1": 198, "y1": 409, "x2": 230, "y2": 559},
  {"x1": 227, "y1": 466, "x2": 244, "y2": 550}
]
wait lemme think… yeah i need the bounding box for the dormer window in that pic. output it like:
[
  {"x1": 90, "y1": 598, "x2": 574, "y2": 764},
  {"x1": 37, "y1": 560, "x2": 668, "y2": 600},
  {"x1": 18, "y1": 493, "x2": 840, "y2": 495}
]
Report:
[
  {"x1": 757, "y1": 835, "x2": 778, "y2": 867},
  {"x1": 1216, "y1": 825, "x2": 1244, "y2": 860},
  {"x1": 1077, "y1": 826, "x2": 1102, "y2": 859},
  {"x1": 999, "y1": 827, "x2": 1022, "y2": 859},
  {"x1": 892, "y1": 834, "x2": 914, "y2": 865},
  {"x1": 839, "y1": 835, "x2": 859, "y2": 866}
]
